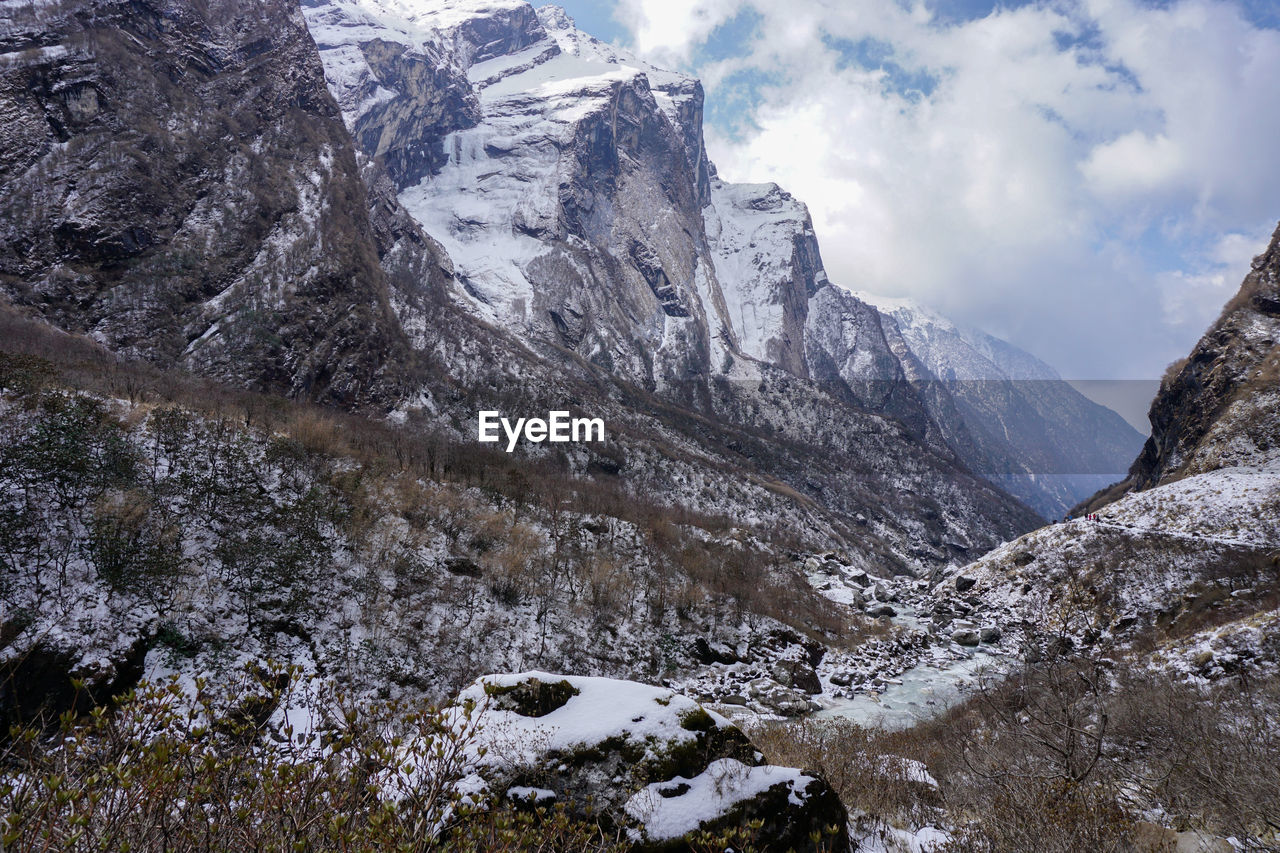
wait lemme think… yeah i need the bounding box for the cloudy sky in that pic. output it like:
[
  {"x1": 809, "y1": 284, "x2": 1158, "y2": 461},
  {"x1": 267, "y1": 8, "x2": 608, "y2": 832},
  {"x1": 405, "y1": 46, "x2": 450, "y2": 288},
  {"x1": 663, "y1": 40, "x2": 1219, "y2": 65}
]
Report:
[{"x1": 554, "y1": 0, "x2": 1280, "y2": 382}]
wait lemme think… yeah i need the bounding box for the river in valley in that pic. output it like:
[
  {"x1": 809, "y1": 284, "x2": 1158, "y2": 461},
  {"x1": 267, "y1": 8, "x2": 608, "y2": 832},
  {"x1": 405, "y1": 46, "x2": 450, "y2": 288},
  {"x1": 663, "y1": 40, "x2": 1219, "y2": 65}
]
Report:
[{"x1": 814, "y1": 646, "x2": 1000, "y2": 730}]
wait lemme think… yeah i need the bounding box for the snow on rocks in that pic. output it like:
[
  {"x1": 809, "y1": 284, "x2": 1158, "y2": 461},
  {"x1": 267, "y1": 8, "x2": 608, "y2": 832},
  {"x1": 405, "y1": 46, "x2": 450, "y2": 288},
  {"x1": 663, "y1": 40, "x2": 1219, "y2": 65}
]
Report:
[
  {"x1": 450, "y1": 671, "x2": 851, "y2": 851},
  {"x1": 672, "y1": 550, "x2": 1020, "y2": 728},
  {"x1": 1151, "y1": 606, "x2": 1280, "y2": 683},
  {"x1": 625, "y1": 758, "x2": 821, "y2": 842}
]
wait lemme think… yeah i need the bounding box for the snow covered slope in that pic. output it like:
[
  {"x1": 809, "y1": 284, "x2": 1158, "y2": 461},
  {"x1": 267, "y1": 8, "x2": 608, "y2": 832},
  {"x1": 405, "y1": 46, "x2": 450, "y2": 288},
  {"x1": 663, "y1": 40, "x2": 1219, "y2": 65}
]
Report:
[
  {"x1": 960, "y1": 459, "x2": 1280, "y2": 662},
  {"x1": 955, "y1": 229, "x2": 1280, "y2": 682}
]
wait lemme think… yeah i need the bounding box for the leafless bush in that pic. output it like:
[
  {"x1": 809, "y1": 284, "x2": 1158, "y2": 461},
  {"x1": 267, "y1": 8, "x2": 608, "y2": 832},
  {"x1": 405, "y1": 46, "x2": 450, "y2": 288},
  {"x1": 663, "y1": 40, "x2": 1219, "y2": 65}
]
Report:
[
  {"x1": 748, "y1": 717, "x2": 940, "y2": 828},
  {"x1": 1106, "y1": 669, "x2": 1280, "y2": 847}
]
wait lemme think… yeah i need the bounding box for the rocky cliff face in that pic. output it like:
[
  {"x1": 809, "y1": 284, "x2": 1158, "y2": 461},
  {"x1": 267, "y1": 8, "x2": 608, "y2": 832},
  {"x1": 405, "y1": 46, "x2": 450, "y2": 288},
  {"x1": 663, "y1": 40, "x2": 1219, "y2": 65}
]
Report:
[
  {"x1": 0, "y1": 0, "x2": 441, "y2": 407},
  {"x1": 705, "y1": 177, "x2": 822, "y2": 379},
  {"x1": 305, "y1": 0, "x2": 733, "y2": 389},
  {"x1": 1126, "y1": 223, "x2": 1280, "y2": 490}
]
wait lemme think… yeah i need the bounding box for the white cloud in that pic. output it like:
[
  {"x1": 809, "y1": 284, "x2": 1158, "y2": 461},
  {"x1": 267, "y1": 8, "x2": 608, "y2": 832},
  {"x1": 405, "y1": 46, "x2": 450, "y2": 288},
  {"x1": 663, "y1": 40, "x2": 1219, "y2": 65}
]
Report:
[
  {"x1": 616, "y1": 0, "x2": 1280, "y2": 379},
  {"x1": 613, "y1": 0, "x2": 742, "y2": 63},
  {"x1": 1081, "y1": 132, "x2": 1185, "y2": 199}
]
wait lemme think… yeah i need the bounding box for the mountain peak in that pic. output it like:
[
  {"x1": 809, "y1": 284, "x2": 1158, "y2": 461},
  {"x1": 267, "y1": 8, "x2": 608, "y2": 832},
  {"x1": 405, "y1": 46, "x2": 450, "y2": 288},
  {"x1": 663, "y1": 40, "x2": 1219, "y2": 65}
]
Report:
[{"x1": 534, "y1": 3, "x2": 574, "y2": 31}]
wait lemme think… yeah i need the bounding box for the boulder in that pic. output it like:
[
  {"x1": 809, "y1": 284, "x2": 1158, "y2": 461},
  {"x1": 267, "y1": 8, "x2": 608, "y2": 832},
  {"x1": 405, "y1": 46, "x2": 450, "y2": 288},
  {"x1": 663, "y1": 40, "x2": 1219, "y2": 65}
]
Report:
[
  {"x1": 626, "y1": 758, "x2": 848, "y2": 853},
  {"x1": 746, "y1": 678, "x2": 814, "y2": 716},
  {"x1": 453, "y1": 672, "x2": 850, "y2": 852},
  {"x1": 770, "y1": 660, "x2": 823, "y2": 695},
  {"x1": 955, "y1": 575, "x2": 977, "y2": 592},
  {"x1": 829, "y1": 670, "x2": 855, "y2": 687},
  {"x1": 979, "y1": 626, "x2": 1002, "y2": 643},
  {"x1": 867, "y1": 604, "x2": 898, "y2": 618},
  {"x1": 443, "y1": 557, "x2": 482, "y2": 577},
  {"x1": 691, "y1": 637, "x2": 738, "y2": 665}
]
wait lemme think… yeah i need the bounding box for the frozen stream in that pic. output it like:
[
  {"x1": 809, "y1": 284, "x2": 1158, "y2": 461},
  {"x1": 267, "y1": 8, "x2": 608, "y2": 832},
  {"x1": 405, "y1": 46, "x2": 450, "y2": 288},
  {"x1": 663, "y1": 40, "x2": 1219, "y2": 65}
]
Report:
[{"x1": 814, "y1": 646, "x2": 998, "y2": 730}]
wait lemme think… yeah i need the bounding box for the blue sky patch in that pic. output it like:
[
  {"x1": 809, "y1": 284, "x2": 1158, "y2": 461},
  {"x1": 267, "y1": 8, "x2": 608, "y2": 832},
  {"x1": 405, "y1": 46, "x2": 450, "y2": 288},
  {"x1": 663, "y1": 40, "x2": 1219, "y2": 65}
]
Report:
[{"x1": 821, "y1": 33, "x2": 940, "y2": 98}]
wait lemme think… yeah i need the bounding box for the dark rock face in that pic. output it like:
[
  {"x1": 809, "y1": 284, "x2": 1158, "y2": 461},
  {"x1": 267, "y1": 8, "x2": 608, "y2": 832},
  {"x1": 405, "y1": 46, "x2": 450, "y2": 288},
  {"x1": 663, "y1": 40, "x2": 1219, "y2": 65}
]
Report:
[
  {"x1": 0, "y1": 0, "x2": 420, "y2": 408},
  {"x1": 1127, "y1": 222, "x2": 1280, "y2": 491},
  {"x1": 771, "y1": 660, "x2": 822, "y2": 694},
  {"x1": 352, "y1": 39, "x2": 479, "y2": 188}
]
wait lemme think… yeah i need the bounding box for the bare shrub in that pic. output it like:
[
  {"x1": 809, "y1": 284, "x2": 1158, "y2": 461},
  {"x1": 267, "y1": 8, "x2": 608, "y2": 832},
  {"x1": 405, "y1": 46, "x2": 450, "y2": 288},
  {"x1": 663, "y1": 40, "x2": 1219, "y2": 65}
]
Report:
[
  {"x1": 1106, "y1": 669, "x2": 1280, "y2": 846},
  {"x1": 748, "y1": 717, "x2": 940, "y2": 829},
  {"x1": 941, "y1": 778, "x2": 1133, "y2": 853}
]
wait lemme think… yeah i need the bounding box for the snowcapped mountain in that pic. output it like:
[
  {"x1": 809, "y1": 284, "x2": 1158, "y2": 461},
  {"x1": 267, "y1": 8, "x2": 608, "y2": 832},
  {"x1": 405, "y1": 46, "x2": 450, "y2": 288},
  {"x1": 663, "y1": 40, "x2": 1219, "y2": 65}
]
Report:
[
  {"x1": 854, "y1": 293, "x2": 1147, "y2": 519},
  {"x1": 297, "y1": 0, "x2": 1137, "y2": 519},
  {"x1": 0, "y1": 0, "x2": 1046, "y2": 598}
]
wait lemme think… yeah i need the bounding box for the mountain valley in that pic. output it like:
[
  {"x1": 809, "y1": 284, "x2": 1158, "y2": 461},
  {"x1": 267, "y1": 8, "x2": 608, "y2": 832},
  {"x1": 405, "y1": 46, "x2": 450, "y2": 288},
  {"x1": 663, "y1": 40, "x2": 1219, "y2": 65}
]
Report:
[{"x1": 0, "y1": 0, "x2": 1277, "y2": 850}]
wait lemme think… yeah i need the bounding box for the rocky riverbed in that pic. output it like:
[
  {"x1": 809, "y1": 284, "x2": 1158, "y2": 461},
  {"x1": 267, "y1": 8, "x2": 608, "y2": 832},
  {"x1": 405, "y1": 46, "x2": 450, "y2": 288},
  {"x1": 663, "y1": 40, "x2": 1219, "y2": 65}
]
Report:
[{"x1": 674, "y1": 551, "x2": 1022, "y2": 725}]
